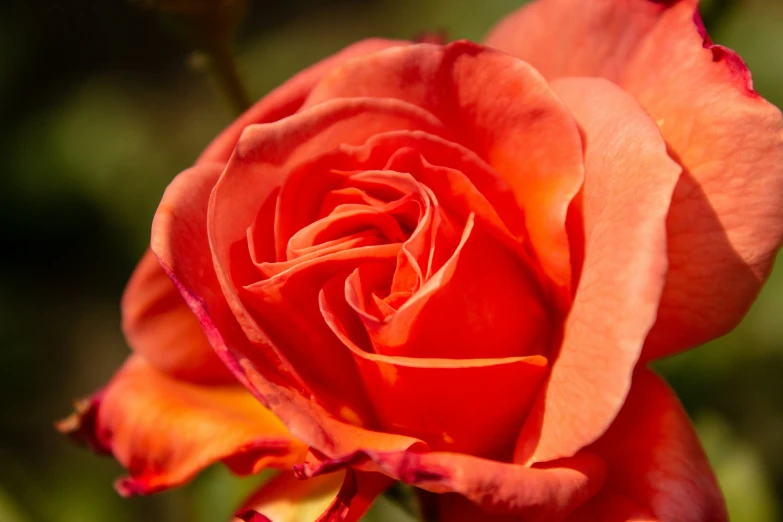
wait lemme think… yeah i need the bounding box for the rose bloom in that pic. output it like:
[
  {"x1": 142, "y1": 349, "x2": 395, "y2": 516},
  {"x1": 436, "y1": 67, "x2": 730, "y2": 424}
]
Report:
[{"x1": 59, "y1": 0, "x2": 783, "y2": 520}]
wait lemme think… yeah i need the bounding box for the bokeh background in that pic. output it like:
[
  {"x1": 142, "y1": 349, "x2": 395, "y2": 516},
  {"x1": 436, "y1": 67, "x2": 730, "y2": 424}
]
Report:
[{"x1": 1, "y1": 0, "x2": 782, "y2": 521}]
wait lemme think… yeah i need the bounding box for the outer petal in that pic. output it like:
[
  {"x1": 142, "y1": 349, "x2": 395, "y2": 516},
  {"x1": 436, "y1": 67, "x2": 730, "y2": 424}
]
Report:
[
  {"x1": 59, "y1": 355, "x2": 305, "y2": 496},
  {"x1": 565, "y1": 369, "x2": 727, "y2": 522},
  {"x1": 234, "y1": 472, "x2": 342, "y2": 522},
  {"x1": 486, "y1": 0, "x2": 783, "y2": 357},
  {"x1": 485, "y1": 0, "x2": 676, "y2": 82},
  {"x1": 303, "y1": 40, "x2": 585, "y2": 300},
  {"x1": 197, "y1": 38, "x2": 407, "y2": 165},
  {"x1": 150, "y1": 161, "x2": 285, "y2": 398},
  {"x1": 122, "y1": 248, "x2": 233, "y2": 383},
  {"x1": 627, "y1": 5, "x2": 783, "y2": 358},
  {"x1": 298, "y1": 448, "x2": 605, "y2": 522},
  {"x1": 235, "y1": 471, "x2": 389, "y2": 522},
  {"x1": 516, "y1": 78, "x2": 681, "y2": 464}
]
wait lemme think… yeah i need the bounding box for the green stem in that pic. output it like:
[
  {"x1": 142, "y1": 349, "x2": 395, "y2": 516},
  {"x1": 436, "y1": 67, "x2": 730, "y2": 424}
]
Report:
[{"x1": 207, "y1": 41, "x2": 251, "y2": 115}]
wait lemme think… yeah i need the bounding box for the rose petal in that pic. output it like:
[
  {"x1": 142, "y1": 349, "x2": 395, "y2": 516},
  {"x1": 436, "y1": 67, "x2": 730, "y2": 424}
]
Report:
[
  {"x1": 486, "y1": 0, "x2": 783, "y2": 357},
  {"x1": 242, "y1": 243, "x2": 400, "y2": 423},
  {"x1": 240, "y1": 355, "x2": 427, "y2": 461},
  {"x1": 207, "y1": 98, "x2": 446, "y2": 397},
  {"x1": 343, "y1": 171, "x2": 442, "y2": 297},
  {"x1": 152, "y1": 161, "x2": 314, "y2": 404},
  {"x1": 345, "y1": 214, "x2": 551, "y2": 361},
  {"x1": 235, "y1": 470, "x2": 390, "y2": 522},
  {"x1": 629, "y1": 6, "x2": 783, "y2": 358},
  {"x1": 369, "y1": 134, "x2": 525, "y2": 249},
  {"x1": 214, "y1": 122, "x2": 556, "y2": 445},
  {"x1": 152, "y1": 163, "x2": 426, "y2": 471},
  {"x1": 564, "y1": 494, "x2": 657, "y2": 522},
  {"x1": 286, "y1": 202, "x2": 408, "y2": 261},
  {"x1": 152, "y1": 107, "x2": 427, "y2": 472},
  {"x1": 303, "y1": 40, "x2": 585, "y2": 301},
  {"x1": 61, "y1": 356, "x2": 305, "y2": 496},
  {"x1": 274, "y1": 131, "x2": 531, "y2": 273},
  {"x1": 515, "y1": 78, "x2": 681, "y2": 464},
  {"x1": 198, "y1": 39, "x2": 408, "y2": 165},
  {"x1": 484, "y1": 0, "x2": 674, "y2": 82},
  {"x1": 233, "y1": 472, "x2": 342, "y2": 522},
  {"x1": 565, "y1": 369, "x2": 728, "y2": 522},
  {"x1": 321, "y1": 266, "x2": 548, "y2": 458},
  {"x1": 154, "y1": 132, "x2": 436, "y2": 467},
  {"x1": 301, "y1": 449, "x2": 605, "y2": 521},
  {"x1": 122, "y1": 248, "x2": 233, "y2": 384},
  {"x1": 56, "y1": 393, "x2": 107, "y2": 456}
]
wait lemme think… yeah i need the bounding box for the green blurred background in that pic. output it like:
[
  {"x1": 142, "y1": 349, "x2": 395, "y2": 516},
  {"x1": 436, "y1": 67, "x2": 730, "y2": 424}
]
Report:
[{"x1": 0, "y1": 0, "x2": 781, "y2": 521}]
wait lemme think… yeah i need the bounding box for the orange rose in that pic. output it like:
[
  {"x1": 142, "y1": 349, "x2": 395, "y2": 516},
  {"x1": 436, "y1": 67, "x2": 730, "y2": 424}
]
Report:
[{"x1": 60, "y1": 1, "x2": 783, "y2": 521}]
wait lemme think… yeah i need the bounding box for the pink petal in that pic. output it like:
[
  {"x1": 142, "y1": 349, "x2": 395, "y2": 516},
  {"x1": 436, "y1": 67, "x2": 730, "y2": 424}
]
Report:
[
  {"x1": 207, "y1": 98, "x2": 444, "y2": 414},
  {"x1": 121, "y1": 248, "x2": 233, "y2": 383},
  {"x1": 300, "y1": 449, "x2": 605, "y2": 521},
  {"x1": 486, "y1": 0, "x2": 783, "y2": 357},
  {"x1": 320, "y1": 254, "x2": 549, "y2": 458},
  {"x1": 235, "y1": 471, "x2": 389, "y2": 522},
  {"x1": 515, "y1": 78, "x2": 680, "y2": 464},
  {"x1": 565, "y1": 369, "x2": 727, "y2": 522},
  {"x1": 59, "y1": 356, "x2": 305, "y2": 496}
]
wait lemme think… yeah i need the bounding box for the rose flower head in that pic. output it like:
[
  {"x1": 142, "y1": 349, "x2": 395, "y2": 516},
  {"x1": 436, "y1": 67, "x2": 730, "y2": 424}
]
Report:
[{"x1": 59, "y1": 0, "x2": 783, "y2": 520}]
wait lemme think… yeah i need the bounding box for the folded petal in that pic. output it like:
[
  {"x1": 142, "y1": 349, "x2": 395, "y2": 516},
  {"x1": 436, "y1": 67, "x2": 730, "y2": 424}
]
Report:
[
  {"x1": 277, "y1": 130, "x2": 528, "y2": 257},
  {"x1": 300, "y1": 449, "x2": 605, "y2": 521},
  {"x1": 319, "y1": 216, "x2": 549, "y2": 459},
  {"x1": 122, "y1": 248, "x2": 233, "y2": 383},
  {"x1": 345, "y1": 215, "x2": 551, "y2": 361},
  {"x1": 239, "y1": 354, "x2": 427, "y2": 463},
  {"x1": 303, "y1": 40, "x2": 585, "y2": 301},
  {"x1": 486, "y1": 0, "x2": 783, "y2": 357},
  {"x1": 235, "y1": 470, "x2": 389, "y2": 522},
  {"x1": 153, "y1": 149, "x2": 423, "y2": 465},
  {"x1": 152, "y1": 160, "x2": 305, "y2": 399},
  {"x1": 234, "y1": 472, "x2": 342, "y2": 522},
  {"x1": 207, "y1": 98, "x2": 446, "y2": 400},
  {"x1": 515, "y1": 78, "x2": 680, "y2": 464},
  {"x1": 565, "y1": 369, "x2": 727, "y2": 522},
  {"x1": 60, "y1": 355, "x2": 305, "y2": 496},
  {"x1": 198, "y1": 39, "x2": 408, "y2": 165},
  {"x1": 241, "y1": 241, "x2": 399, "y2": 423}
]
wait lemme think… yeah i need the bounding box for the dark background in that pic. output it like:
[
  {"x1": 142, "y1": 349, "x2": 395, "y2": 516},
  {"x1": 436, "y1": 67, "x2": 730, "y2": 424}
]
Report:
[{"x1": 1, "y1": 1, "x2": 782, "y2": 521}]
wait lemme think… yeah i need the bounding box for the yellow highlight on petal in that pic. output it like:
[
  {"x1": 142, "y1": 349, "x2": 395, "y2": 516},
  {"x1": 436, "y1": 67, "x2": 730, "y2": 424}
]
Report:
[{"x1": 339, "y1": 405, "x2": 363, "y2": 427}]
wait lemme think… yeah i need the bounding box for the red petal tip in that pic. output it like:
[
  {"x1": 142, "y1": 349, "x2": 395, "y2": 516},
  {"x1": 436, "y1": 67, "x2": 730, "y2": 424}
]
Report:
[
  {"x1": 56, "y1": 393, "x2": 110, "y2": 455},
  {"x1": 693, "y1": 10, "x2": 758, "y2": 98}
]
